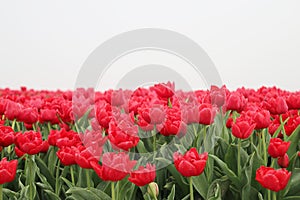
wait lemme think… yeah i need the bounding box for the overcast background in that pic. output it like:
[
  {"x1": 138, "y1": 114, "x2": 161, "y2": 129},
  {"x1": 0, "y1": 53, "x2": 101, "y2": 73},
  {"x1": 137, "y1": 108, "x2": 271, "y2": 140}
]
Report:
[{"x1": 0, "y1": 1, "x2": 299, "y2": 91}]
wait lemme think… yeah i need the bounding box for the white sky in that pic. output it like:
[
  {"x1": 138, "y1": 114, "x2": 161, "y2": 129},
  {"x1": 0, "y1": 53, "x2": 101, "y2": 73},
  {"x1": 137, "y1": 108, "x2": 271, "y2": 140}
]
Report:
[{"x1": 0, "y1": 1, "x2": 299, "y2": 91}]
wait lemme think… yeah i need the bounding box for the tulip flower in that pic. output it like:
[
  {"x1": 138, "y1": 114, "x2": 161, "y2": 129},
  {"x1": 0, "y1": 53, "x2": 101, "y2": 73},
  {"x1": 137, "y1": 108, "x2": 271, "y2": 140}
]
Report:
[
  {"x1": 15, "y1": 131, "x2": 44, "y2": 155},
  {"x1": 268, "y1": 138, "x2": 290, "y2": 158},
  {"x1": 255, "y1": 166, "x2": 291, "y2": 192},
  {"x1": 128, "y1": 163, "x2": 156, "y2": 186},
  {"x1": 231, "y1": 119, "x2": 256, "y2": 139},
  {"x1": 0, "y1": 157, "x2": 18, "y2": 184},
  {"x1": 277, "y1": 153, "x2": 289, "y2": 168},
  {"x1": 0, "y1": 125, "x2": 15, "y2": 147},
  {"x1": 173, "y1": 148, "x2": 208, "y2": 177}
]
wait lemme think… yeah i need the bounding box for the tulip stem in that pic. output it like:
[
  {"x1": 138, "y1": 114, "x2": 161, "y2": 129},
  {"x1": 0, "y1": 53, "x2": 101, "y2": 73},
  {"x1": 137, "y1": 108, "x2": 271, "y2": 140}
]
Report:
[
  {"x1": 272, "y1": 191, "x2": 277, "y2": 200},
  {"x1": 11, "y1": 119, "x2": 16, "y2": 130},
  {"x1": 0, "y1": 184, "x2": 3, "y2": 200},
  {"x1": 203, "y1": 125, "x2": 207, "y2": 147},
  {"x1": 153, "y1": 126, "x2": 157, "y2": 152},
  {"x1": 262, "y1": 129, "x2": 267, "y2": 166},
  {"x1": 189, "y1": 177, "x2": 194, "y2": 200},
  {"x1": 55, "y1": 160, "x2": 60, "y2": 195},
  {"x1": 268, "y1": 190, "x2": 271, "y2": 200},
  {"x1": 70, "y1": 166, "x2": 75, "y2": 186},
  {"x1": 237, "y1": 139, "x2": 241, "y2": 177},
  {"x1": 86, "y1": 169, "x2": 91, "y2": 189},
  {"x1": 111, "y1": 182, "x2": 115, "y2": 200},
  {"x1": 28, "y1": 155, "x2": 34, "y2": 200},
  {"x1": 1, "y1": 149, "x2": 4, "y2": 159}
]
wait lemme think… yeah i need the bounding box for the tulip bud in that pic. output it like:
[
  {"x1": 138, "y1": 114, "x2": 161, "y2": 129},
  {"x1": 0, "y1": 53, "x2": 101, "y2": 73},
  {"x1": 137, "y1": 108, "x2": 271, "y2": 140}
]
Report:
[
  {"x1": 277, "y1": 153, "x2": 289, "y2": 168},
  {"x1": 147, "y1": 182, "x2": 159, "y2": 199}
]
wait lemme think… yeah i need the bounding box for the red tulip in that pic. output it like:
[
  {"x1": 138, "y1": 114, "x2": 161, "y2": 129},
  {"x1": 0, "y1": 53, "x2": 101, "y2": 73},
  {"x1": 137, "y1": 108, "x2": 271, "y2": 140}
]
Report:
[
  {"x1": 0, "y1": 157, "x2": 18, "y2": 184},
  {"x1": 277, "y1": 153, "x2": 289, "y2": 168},
  {"x1": 266, "y1": 97, "x2": 288, "y2": 115},
  {"x1": 210, "y1": 85, "x2": 226, "y2": 107},
  {"x1": 231, "y1": 119, "x2": 256, "y2": 139},
  {"x1": 39, "y1": 108, "x2": 59, "y2": 124},
  {"x1": 75, "y1": 146, "x2": 98, "y2": 169},
  {"x1": 48, "y1": 129, "x2": 81, "y2": 148},
  {"x1": 108, "y1": 114, "x2": 139, "y2": 151},
  {"x1": 198, "y1": 103, "x2": 216, "y2": 125},
  {"x1": 255, "y1": 166, "x2": 291, "y2": 192},
  {"x1": 128, "y1": 163, "x2": 156, "y2": 186},
  {"x1": 286, "y1": 93, "x2": 300, "y2": 110},
  {"x1": 0, "y1": 125, "x2": 15, "y2": 147},
  {"x1": 268, "y1": 138, "x2": 290, "y2": 158},
  {"x1": 160, "y1": 107, "x2": 187, "y2": 137},
  {"x1": 91, "y1": 152, "x2": 137, "y2": 182},
  {"x1": 4, "y1": 101, "x2": 21, "y2": 121},
  {"x1": 18, "y1": 107, "x2": 38, "y2": 124},
  {"x1": 253, "y1": 110, "x2": 271, "y2": 130},
  {"x1": 225, "y1": 92, "x2": 247, "y2": 112},
  {"x1": 56, "y1": 147, "x2": 76, "y2": 166},
  {"x1": 15, "y1": 131, "x2": 44, "y2": 155},
  {"x1": 151, "y1": 82, "x2": 175, "y2": 99},
  {"x1": 95, "y1": 100, "x2": 112, "y2": 129},
  {"x1": 173, "y1": 148, "x2": 208, "y2": 177}
]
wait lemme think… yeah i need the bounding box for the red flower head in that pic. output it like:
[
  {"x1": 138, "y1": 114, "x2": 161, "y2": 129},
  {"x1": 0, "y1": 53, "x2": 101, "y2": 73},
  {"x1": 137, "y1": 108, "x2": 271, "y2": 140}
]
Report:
[
  {"x1": 95, "y1": 100, "x2": 112, "y2": 129},
  {"x1": 255, "y1": 166, "x2": 291, "y2": 192},
  {"x1": 108, "y1": 114, "x2": 139, "y2": 151},
  {"x1": 0, "y1": 157, "x2": 18, "y2": 184},
  {"x1": 0, "y1": 125, "x2": 15, "y2": 147},
  {"x1": 56, "y1": 146, "x2": 77, "y2": 166},
  {"x1": 128, "y1": 163, "x2": 156, "y2": 186},
  {"x1": 286, "y1": 93, "x2": 300, "y2": 110},
  {"x1": 39, "y1": 108, "x2": 59, "y2": 124},
  {"x1": 268, "y1": 138, "x2": 290, "y2": 158},
  {"x1": 173, "y1": 148, "x2": 208, "y2": 177},
  {"x1": 225, "y1": 92, "x2": 247, "y2": 112},
  {"x1": 253, "y1": 109, "x2": 271, "y2": 130},
  {"x1": 198, "y1": 103, "x2": 217, "y2": 125},
  {"x1": 48, "y1": 129, "x2": 81, "y2": 148},
  {"x1": 277, "y1": 153, "x2": 289, "y2": 168},
  {"x1": 210, "y1": 85, "x2": 226, "y2": 107},
  {"x1": 151, "y1": 82, "x2": 175, "y2": 99},
  {"x1": 160, "y1": 106, "x2": 187, "y2": 137},
  {"x1": 18, "y1": 107, "x2": 38, "y2": 125},
  {"x1": 266, "y1": 97, "x2": 288, "y2": 115},
  {"x1": 4, "y1": 101, "x2": 22, "y2": 121},
  {"x1": 15, "y1": 131, "x2": 44, "y2": 155},
  {"x1": 91, "y1": 152, "x2": 137, "y2": 182},
  {"x1": 75, "y1": 146, "x2": 98, "y2": 169},
  {"x1": 231, "y1": 118, "x2": 256, "y2": 139}
]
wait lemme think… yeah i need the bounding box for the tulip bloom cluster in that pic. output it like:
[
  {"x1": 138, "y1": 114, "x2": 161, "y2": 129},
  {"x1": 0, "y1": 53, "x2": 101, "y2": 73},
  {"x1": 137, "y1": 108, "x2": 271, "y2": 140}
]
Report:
[{"x1": 0, "y1": 83, "x2": 299, "y2": 200}]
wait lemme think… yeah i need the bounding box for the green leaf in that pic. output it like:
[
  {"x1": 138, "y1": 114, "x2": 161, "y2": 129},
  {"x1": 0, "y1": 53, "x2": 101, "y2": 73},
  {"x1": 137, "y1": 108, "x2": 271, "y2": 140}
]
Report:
[
  {"x1": 192, "y1": 173, "x2": 209, "y2": 199},
  {"x1": 167, "y1": 164, "x2": 189, "y2": 194},
  {"x1": 241, "y1": 153, "x2": 254, "y2": 200},
  {"x1": 287, "y1": 125, "x2": 300, "y2": 157},
  {"x1": 167, "y1": 184, "x2": 175, "y2": 200},
  {"x1": 2, "y1": 188, "x2": 19, "y2": 200},
  {"x1": 282, "y1": 197, "x2": 300, "y2": 200},
  {"x1": 207, "y1": 183, "x2": 222, "y2": 200},
  {"x1": 44, "y1": 190, "x2": 61, "y2": 200},
  {"x1": 284, "y1": 168, "x2": 300, "y2": 196},
  {"x1": 66, "y1": 187, "x2": 111, "y2": 200},
  {"x1": 61, "y1": 176, "x2": 74, "y2": 189},
  {"x1": 137, "y1": 140, "x2": 149, "y2": 153},
  {"x1": 210, "y1": 155, "x2": 239, "y2": 187},
  {"x1": 207, "y1": 177, "x2": 230, "y2": 199}
]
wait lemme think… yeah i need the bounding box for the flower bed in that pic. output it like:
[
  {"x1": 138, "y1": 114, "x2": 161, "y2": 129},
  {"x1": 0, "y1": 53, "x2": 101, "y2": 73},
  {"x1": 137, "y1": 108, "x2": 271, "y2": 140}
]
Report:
[{"x1": 0, "y1": 83, "x2": 299, "y2": 200}]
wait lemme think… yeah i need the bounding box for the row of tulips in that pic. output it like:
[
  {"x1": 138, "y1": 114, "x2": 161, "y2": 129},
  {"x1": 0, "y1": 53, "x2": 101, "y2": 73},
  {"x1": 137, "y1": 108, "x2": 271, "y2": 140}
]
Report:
[{"x1": 0, "y1": 83, "x2": 299, "y2": 200}]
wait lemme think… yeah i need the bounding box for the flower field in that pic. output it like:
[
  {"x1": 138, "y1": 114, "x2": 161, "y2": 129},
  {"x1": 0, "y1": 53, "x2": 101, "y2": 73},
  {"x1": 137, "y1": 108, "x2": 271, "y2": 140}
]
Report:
[{"x1": 0, "y1": 83, "x2": 299, "y2": 200}]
